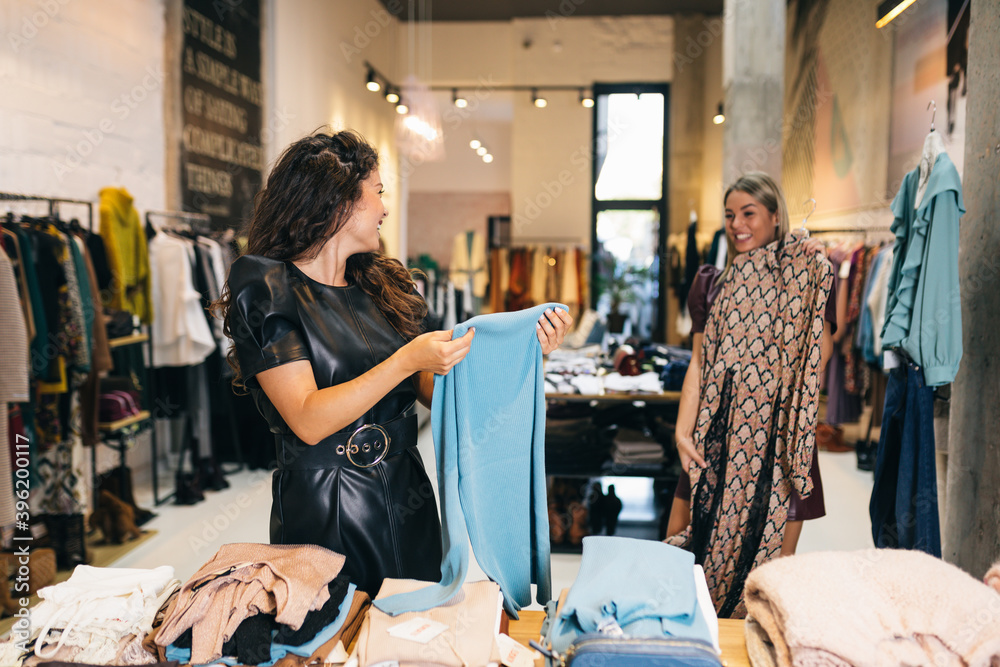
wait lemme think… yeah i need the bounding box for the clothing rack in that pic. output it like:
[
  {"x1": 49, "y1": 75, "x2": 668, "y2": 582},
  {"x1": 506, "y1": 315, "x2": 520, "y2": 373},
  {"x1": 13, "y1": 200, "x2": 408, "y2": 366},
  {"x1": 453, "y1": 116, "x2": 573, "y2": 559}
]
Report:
[
  {"x1": 1, "y1": 194, "x2": 124, "y2": 513},
  {"x1": 145, "y1": 210, "x2": 245, "y2": 505},
  {"x1": 0, "y1": 192, "x2": 95, "y2": 229}
]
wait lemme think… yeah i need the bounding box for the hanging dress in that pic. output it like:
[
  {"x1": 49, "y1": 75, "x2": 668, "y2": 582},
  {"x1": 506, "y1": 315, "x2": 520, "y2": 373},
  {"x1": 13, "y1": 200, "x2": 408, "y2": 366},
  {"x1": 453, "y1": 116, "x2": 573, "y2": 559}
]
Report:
[{"x1": 666, "y1": 236, "x2": 833, "y2": 618}]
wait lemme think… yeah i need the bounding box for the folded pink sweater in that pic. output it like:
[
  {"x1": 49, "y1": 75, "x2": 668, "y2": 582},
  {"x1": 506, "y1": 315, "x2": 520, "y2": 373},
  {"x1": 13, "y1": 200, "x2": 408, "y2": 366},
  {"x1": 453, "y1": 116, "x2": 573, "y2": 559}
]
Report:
[{"x1": 744, "y1": 549, "x2": 1000, "y2": 667}]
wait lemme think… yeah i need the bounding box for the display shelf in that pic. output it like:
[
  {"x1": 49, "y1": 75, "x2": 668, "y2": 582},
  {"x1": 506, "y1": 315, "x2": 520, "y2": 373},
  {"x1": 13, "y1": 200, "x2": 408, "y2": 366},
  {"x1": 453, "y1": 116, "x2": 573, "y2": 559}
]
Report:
[
  {"x1": 97, "y1": 410, "x2": 151, "y2": 433},
  {"x1": 546, "y1": 390, "x2": 682, "y2": 404}
]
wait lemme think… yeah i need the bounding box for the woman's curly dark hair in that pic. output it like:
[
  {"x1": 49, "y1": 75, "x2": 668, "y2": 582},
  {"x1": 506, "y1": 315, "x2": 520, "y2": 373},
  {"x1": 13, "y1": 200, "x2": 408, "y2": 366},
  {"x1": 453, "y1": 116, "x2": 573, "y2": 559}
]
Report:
[{"x1": 214, "y1": 129, "x2": 427, "y2": 390}]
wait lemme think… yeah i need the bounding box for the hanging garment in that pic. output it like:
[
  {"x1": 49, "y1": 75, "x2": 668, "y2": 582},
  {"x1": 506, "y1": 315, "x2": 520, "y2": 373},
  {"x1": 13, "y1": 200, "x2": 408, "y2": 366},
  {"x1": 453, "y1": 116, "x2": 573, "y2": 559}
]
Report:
[
  {"x1": 375, "y1": 303, "x2": 562, "y2": 618},
  {"x1": 149, "y1": 233, "x2": 214, "y2": 367},
  {"x1": 99, "y1": 187, "x2": 152, "y2": 323},
  {"x1": 869, "y1": 360, "x2": 940, "y2": 556},
  {"x1": 560, "y1": 246, "x2": 579, "y2": 320},
  {"x1": 867, "y1": 246, "x2": 894, "y2": 361},
  {"x1": 678, "y1": 219, "x2": 700, "y2": 311},
  {"x1": 530, "y1": 247, "x2": 548, "y2": 306},
  {"x1": 0, "y1": 249, "x2": 28, "y2": 527},
  {"x1": 450, "y1": 230, "x2": 488, "y2": 299},
  {"x1": 881, "y1": 152, "x2": 964, "y2": 386},
  {"x1": 666, "y1": 237, "x2": 832, "y2": 618}
]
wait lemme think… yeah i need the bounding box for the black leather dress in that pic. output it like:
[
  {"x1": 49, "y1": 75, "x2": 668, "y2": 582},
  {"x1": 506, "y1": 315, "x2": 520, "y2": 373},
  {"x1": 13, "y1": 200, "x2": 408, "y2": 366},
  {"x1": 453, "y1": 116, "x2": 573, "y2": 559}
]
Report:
[{"x1": 227, "y1": 255, "x2": 442, "y2": 596}]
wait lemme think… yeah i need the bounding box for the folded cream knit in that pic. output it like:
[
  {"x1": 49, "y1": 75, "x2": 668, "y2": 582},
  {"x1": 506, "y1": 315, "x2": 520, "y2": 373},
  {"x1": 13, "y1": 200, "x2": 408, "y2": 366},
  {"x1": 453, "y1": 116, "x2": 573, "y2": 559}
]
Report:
[
  {"x1": 744, "y1": 549, "x2": 1000, "y2": 667},
  {"x1": 353, "y1": 579, "x2": 503, "y2": 667}
]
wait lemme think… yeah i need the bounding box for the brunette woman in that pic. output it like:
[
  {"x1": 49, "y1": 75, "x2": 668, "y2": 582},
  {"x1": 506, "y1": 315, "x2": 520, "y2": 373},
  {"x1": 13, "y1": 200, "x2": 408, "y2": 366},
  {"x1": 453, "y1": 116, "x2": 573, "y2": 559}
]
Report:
[{"x1": 217, "y1": 130, "x2": 571, "y2": 596}]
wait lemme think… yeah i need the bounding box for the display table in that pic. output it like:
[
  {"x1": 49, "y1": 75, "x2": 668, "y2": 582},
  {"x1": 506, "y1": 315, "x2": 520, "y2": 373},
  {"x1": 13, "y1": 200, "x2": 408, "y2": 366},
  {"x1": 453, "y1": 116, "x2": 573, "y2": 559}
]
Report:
[{"x1": 507, "y1": 611, "x2": 750, "y2": 667}]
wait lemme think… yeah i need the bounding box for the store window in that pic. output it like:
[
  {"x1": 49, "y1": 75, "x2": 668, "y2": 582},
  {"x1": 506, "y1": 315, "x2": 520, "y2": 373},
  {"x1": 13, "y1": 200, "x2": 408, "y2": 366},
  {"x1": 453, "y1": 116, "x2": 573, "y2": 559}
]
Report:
[{"x1": 591, "y1": 84, "x2": 669, "y2": 341}]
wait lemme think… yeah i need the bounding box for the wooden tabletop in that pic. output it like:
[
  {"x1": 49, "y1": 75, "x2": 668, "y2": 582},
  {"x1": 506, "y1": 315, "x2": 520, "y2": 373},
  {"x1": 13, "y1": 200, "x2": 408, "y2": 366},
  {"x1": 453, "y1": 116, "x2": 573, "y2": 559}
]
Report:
[{"x1": 507, "y1": 611, "x2": 750, "y2": 667}]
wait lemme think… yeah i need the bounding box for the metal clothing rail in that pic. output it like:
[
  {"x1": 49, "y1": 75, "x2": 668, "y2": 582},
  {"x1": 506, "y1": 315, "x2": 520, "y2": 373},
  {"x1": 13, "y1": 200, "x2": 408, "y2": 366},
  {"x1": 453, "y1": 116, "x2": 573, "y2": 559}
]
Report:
[
  {"x1": 0, "y1": 192, "x2": 95, "y2": 229},
  {"x1": 145, "y1": 209, "x2": 212, "y2": 232}
]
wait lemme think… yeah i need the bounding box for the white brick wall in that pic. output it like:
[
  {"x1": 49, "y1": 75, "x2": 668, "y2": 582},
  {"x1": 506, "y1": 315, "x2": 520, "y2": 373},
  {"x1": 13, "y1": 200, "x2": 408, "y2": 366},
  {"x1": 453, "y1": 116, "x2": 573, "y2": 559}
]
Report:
[{"x1": 0, "y1": 0, "x2": 166, "y2": 216}]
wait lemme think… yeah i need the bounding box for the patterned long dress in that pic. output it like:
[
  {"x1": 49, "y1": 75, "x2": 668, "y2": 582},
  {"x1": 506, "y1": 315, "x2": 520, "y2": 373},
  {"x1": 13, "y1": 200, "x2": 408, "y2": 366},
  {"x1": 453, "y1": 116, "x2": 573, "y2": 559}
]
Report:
[{"x1": 667, "y1": 236, "x2": 833, "y2": 618}]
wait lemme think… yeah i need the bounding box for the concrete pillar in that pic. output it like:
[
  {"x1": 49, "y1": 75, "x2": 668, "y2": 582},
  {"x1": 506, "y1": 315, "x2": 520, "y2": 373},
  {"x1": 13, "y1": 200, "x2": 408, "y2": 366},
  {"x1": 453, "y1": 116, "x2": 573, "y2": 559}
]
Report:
[
  {"x1": 668, "y1": 14, "x2": 710, "y2": 344},
  {"x1": 722, "y1": 0, "x2": 785, "y2": 184},
  {"x1": 943, "y1": 0, "x2": 1000, "y2": 577}
]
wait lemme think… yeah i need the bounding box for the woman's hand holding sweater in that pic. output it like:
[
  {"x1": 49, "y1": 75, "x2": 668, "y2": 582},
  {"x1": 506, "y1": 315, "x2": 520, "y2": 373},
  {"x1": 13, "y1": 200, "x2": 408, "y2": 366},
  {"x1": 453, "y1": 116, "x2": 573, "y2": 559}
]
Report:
[{"x1": 399, "y1": 329, "x2": 475, "y2": 375}]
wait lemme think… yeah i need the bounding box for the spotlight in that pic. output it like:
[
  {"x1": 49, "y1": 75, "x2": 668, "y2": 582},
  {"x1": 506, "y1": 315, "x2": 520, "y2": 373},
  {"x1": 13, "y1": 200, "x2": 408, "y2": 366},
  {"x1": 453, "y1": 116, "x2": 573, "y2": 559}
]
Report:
[
  {"x1": 482, "y1": 154, "x2": 494, "y2": 163},
  {"x1": 366, "y1": 68, "x2": 380, "y2": 92},
  {"x1": 532, "y1": 88, "x2": 547, "y2": 108},
  {"x1": 476, "y1": 146, "x2": 488, "y2": 156},
  {"x1": 385, "y1": 87, "x2": 399, "y2": 104},
  {"x1": 876, "y1": 0, "x2": 919, "y2": 28},
  {"x1": 469, "y1": 139, "x2": 482, "y2": 150},
  {"x1": 453, "y1": 88, "x2": 468, "y2": 108},
  {"x1": 396, "y1": 100, "x2": 408, "y2": 115},
  {"x1": 712, "y1": 102, "x2": 725, "y2": 125},
  {"x1": 580, "y1": 89, "x2": 594, "y2": 108}
]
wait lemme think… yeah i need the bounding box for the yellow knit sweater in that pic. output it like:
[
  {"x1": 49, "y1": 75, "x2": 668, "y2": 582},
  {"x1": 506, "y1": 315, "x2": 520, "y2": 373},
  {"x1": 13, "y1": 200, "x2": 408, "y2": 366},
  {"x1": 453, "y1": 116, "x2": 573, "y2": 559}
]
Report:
[{"x1": 99, "y1": 187, "x2": 152, "y2": 323}]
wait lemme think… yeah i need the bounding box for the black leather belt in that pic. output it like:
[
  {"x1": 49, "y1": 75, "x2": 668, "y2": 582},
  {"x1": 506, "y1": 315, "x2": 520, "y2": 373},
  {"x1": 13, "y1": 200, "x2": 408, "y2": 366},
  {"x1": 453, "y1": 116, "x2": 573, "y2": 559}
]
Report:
[{"x1": 277, "y1": 406, "x2": 418, "y2": 470}]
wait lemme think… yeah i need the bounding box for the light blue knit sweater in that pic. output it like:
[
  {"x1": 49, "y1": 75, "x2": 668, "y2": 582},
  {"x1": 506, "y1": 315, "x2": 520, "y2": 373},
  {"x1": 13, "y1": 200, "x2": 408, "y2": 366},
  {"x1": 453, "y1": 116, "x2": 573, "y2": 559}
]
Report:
[{"x1": 374, "y1": 303, "x2": 563, "y2": 618}]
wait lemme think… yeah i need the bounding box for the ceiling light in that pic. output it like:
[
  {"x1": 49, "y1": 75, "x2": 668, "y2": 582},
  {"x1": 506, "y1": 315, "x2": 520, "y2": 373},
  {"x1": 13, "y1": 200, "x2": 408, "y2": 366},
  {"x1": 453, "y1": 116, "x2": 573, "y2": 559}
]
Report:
[
  {"x1": 712, "y1": 102, "x2": 725, "y2": 125},
  {"x1": 453, "y1": 88, "x2": 468, "y2": 108},
  {"x1": 580, "y1": 89, "x2": 594, "y2": 108},
  {"x1": 532, "y1": 88, "x2": 547, "y2": 108},
  {"x1": 469, "y1": 139, "x2": 481, "y2": 150},
  {"x1": 482, "y1": 154, "x2": 494, "y2": 163},
  {"x1": 395, "y1": 100, "x2": 408, "y2": 115},
  {"x1": 385, "y1": 87, "x2": 399, "y2": 104},
  {"x1": 876, "y1": 0, "x2": 919, "y2": 28},
  {"x1": 366, "y1": 69, "x2": 380, "y2": 92},
  {"x1": 476, "y1": 146, "x2": 488, "y2": 156}
]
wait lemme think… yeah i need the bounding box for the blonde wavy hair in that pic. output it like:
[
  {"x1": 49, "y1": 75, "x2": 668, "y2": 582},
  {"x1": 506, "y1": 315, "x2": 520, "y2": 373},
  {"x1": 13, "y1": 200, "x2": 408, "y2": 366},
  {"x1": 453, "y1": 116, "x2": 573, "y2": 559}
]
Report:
[{"x1": 717, "y1": 172, "x2": 791, "y2": 286}]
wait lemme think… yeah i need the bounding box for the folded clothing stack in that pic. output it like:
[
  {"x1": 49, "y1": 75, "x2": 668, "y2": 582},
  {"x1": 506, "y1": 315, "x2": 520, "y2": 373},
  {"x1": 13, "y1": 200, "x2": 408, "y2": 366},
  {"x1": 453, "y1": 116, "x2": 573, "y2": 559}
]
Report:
[
  {"x1": 0, "y1": 564, "x2": 179, "y2": 666},
  {"x1": 155, "y1": 543, "x2": 347, "y2": 664},
  {"x1": 352, "y1": 578, "x2": 504, "y2": 667},
  {"x1": 611, "y1": 428, "x2": 666, "y2": 465},
  {"x1": 744, "y1": 549, "x2": 1000, "y2": 667},
  {"x1": 544, "y1": 536, "x2": 717, "y2": 655}
]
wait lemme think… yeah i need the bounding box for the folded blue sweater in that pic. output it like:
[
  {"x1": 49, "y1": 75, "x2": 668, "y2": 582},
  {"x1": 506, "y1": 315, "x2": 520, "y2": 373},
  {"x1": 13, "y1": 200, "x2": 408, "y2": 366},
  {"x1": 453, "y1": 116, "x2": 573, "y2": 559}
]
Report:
[
  {"x1": 550, "y1": 536, "x2": 714, "y2": 653},
  {"x1": 375, "y1": 303, "x2": 563, "y2": 618}
]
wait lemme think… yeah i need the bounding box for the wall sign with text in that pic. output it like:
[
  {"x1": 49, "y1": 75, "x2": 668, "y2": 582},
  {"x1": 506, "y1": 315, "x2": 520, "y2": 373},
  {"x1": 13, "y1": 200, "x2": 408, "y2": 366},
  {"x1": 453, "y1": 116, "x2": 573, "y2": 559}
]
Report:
[{"x1": 180, "y1": 0, "x2": 261, "y2": 229}]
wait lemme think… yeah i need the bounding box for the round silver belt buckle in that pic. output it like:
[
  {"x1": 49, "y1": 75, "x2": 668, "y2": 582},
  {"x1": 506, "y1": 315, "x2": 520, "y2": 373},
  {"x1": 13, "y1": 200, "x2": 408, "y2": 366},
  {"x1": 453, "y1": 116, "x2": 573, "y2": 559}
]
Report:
[{"x1": 346, "y1": 424, "x2": 390, "y2": 468}]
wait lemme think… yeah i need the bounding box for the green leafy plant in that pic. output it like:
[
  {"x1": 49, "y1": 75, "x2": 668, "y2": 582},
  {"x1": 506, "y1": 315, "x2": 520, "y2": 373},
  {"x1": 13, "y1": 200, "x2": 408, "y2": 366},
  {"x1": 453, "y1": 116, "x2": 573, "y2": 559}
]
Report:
[{"x1": 595, "y1": 253, "x2": 651, "y2": 314}]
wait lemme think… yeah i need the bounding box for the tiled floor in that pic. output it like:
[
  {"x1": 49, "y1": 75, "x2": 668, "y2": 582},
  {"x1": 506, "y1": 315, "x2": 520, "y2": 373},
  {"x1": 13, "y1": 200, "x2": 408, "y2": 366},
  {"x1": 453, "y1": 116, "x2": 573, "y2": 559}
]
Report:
[{"x1": 116, "y1": 422, "x2": 875, "y2": 607}]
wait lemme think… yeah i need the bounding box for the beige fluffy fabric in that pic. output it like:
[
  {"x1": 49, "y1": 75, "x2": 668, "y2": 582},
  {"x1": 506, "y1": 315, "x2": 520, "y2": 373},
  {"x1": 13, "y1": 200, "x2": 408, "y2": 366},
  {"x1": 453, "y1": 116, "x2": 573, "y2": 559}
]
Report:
[
  {"x1": 986, "y1": 559, "x2": 1000, "y2": 594},
  {"x1": 744, "y1": 549, "x2": 1000, "y2": 667}
]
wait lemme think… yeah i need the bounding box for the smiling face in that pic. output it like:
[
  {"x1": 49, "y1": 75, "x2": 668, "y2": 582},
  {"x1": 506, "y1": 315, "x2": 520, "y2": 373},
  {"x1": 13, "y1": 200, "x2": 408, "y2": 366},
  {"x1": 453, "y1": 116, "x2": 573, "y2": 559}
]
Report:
[
  {"x1": 724, "y1": 189, "x2": 779, "y2": 254},
  {"x1": 341, "y1": 169, "x2": 387, "y2": 254}
]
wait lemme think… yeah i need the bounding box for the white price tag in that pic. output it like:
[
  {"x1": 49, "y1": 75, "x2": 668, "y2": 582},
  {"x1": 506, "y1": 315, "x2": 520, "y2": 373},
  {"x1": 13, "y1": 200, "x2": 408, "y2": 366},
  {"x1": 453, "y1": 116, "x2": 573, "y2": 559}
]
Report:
[
  {"x1": 387, "y1": 617, "x2": 449, "y2": 644},
  {"x1": 495, "y1": 633, "x2": 538, "y2": 667}
]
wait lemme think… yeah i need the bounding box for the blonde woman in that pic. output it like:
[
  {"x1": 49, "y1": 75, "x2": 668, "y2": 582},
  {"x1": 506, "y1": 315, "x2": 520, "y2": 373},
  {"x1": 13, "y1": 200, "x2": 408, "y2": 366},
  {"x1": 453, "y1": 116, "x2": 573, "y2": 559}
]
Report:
[{"x1": 665, "y1": 173, "x2": 836, "y2": 617}]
